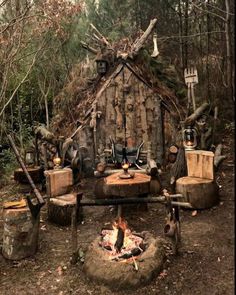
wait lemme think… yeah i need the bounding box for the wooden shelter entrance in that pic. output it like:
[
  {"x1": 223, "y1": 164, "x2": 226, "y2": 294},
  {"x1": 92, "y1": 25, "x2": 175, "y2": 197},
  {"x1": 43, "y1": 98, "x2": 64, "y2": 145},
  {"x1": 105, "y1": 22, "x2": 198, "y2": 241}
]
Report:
[{"x1": 94, "y1": 62, "x2": 164, "y2": 164}]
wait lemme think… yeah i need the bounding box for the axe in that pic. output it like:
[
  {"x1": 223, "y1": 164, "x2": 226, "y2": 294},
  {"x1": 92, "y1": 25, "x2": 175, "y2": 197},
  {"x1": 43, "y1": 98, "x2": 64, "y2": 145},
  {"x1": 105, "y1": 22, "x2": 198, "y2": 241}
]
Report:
[{"x1": 7, "y1": 134, "x2": 45, "y2": 218}]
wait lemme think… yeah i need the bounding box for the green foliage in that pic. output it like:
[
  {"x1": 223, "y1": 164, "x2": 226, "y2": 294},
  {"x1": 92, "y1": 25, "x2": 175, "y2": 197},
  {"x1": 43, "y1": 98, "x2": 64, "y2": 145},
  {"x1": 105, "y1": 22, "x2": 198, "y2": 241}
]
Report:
[{"x1": 0, "y1": 149, "x2": 17, "y2": 187}]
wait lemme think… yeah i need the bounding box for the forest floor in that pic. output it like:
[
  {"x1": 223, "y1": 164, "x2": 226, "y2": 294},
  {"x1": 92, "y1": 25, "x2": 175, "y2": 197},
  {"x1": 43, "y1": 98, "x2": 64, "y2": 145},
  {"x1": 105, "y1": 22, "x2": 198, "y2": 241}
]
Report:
[{"x1": 0, "y1": 128, "x2": 234, "y2": 295}]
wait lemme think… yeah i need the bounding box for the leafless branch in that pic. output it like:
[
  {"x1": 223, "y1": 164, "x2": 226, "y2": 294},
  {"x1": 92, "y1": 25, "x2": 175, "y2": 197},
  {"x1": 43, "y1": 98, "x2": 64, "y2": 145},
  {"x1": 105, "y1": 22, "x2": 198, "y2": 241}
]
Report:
[{"x1": 0, "y1": 44, "x2": 44, "y2": 118}]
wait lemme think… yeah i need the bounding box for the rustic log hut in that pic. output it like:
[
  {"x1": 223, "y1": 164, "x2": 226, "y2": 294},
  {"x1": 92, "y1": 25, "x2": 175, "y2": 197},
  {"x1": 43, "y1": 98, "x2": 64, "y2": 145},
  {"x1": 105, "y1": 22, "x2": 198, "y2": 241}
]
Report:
[{"x1": 51, "y1": 19, "x2": 186, "y2": 171}]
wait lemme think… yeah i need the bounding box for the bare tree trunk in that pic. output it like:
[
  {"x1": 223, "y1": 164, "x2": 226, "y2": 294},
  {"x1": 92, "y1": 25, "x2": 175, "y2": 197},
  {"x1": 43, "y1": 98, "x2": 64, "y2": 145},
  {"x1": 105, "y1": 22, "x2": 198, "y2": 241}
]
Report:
[
  {"x1": 184, "y1": 0, "x2": 189, "y2": 68},
  {"x1": 225, "y1": 0, "x2": 233, "y2": 102},
  {"x1": 178, "y1": 0, "x2": 184, "y2": 70},
  {"x1": 206, "y1": 0, "x2": 211, "y2": 101}
]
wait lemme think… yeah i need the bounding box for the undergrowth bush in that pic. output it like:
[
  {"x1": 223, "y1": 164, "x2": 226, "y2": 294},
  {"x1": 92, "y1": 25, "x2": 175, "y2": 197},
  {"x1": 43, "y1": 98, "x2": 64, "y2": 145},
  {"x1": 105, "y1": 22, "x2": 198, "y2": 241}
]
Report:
[{"x1": 0, "y1": 149, "x2": 17, "y2": 188}]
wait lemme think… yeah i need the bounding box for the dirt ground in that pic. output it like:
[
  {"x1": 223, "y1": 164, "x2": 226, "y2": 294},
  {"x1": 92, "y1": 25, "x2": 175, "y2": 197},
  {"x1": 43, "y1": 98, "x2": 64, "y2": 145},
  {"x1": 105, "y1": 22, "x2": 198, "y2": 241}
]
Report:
[{"x1": 0, "y1": 129, "x2": 234, "y2": 295}]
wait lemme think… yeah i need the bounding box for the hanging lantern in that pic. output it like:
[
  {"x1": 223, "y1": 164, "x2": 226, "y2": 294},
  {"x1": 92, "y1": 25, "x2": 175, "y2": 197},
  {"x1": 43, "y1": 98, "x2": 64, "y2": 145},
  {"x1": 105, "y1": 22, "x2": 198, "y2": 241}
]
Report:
[
  {"x1": 25, "y1": 149, "x2": 35, "y2": 167},
  {"x1": 183, "y1": 125, "x2": 197, "y2": 151},
  {"x1": 96, "y1": 59, "x2": 108, "y2": 75}
]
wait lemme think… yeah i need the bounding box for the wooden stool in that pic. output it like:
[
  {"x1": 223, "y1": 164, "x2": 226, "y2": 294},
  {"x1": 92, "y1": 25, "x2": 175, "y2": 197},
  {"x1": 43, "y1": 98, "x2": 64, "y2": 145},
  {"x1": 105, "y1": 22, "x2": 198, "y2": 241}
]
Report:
[
  {"x1": 176, "y1": 176, "x2": 218, "y2": 209},
  {"x1": 48, "y1": 193, "x2": 82, "y2": 226},
  {"x1": 2, "y1": 205, "x2": 40, "y2": 260}
]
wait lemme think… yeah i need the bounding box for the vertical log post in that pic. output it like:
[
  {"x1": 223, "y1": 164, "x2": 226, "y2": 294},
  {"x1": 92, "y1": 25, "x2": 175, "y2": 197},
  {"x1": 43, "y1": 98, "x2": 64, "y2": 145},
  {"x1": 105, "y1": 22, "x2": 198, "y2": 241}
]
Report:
[{"x1": 71, "y1": 193, "x2": 83, "y2": 265}]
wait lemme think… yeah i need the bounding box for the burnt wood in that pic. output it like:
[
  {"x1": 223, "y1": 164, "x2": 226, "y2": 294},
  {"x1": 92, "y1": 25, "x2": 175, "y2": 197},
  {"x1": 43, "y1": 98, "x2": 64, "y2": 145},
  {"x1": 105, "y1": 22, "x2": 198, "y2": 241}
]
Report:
[{"x1": 115, "y1": 227, "x2": 125, "y2": 253}]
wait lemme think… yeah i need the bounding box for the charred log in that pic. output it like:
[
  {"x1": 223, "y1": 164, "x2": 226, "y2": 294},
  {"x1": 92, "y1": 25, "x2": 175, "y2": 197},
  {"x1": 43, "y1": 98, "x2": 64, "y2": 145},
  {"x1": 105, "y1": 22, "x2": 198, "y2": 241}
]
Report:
[{"x1": 115, "y1": 227, "x2": 125, "y2": 253}]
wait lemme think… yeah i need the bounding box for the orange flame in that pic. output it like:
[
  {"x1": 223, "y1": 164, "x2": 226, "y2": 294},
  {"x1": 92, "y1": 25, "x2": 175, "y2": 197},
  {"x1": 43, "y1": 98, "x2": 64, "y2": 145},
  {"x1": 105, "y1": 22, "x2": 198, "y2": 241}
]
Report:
[{"x1": 122, "y1": 163, "x2": 129, "y2": 170}]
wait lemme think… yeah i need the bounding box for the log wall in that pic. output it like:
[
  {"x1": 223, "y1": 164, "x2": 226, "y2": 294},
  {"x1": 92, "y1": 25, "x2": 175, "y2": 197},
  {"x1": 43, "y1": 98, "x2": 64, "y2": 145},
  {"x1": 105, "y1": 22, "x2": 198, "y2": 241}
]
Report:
[{"x1": 76, "y1": 65, "x2": 178, "y2": 166}]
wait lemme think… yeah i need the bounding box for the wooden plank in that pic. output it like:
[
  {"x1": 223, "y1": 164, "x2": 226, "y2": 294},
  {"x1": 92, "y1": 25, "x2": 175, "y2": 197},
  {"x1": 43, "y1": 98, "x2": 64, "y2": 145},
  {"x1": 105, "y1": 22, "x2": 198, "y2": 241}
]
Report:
[{"x1": 185, "y1": 150, "x2": 214, "y2": 180}]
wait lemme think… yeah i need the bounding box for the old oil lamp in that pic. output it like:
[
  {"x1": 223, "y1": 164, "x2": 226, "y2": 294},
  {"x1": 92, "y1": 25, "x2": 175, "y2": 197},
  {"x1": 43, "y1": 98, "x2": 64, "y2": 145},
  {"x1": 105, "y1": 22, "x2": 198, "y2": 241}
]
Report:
[
  {"x1": 25, "y1": 149, "x2": 35, "y2": 167},
  {"x1": 119, "y1": 147, "x2": 135, "y2": 179},
  {"x1": 53, "y1": 157, "x2": 62, "y2": 169},
  {"x1": 96, "y1": 59, "x2": 108, "y2": 75},
  {"x1": 183, "y1": 125, "x2": 197, "y2": 151}
]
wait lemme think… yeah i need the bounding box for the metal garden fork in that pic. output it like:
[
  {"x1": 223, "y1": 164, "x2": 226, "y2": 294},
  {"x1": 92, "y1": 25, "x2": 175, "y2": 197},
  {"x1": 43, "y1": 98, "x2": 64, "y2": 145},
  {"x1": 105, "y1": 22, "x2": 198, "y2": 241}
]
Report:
[{"x1": 184, "y1": 66, "x2": 198, "y2": 112}]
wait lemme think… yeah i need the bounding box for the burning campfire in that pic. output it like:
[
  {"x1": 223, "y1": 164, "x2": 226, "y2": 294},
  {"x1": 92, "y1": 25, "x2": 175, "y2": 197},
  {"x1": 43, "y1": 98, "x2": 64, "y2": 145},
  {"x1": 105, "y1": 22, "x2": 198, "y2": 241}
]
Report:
[
  {"x1": 99, "y1": 217, "x2": 145, "y2": 262},
  {"x1": 84, "y1": 218, "x2": 165, "y2": 291}
]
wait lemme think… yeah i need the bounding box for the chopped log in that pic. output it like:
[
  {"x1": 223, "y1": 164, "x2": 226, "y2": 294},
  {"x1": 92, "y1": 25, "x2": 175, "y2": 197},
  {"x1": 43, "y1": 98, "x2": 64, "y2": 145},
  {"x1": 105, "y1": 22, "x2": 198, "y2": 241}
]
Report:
[
  {"x1": 2, "y1": 206, "x2": 40, "y2": 260},
  {"x1": 186, "y1": 150, "x2": 214, "y2": 180},
  {"x1": 146, "y1": 159, "x2": 158, "y2": 176},
  {"x1": 14, "y1": 166, "x2": 44, "y2": 184},
  {"x1": 104, "y1": 172, "x2": 151, "y2": 197},
  {"x1": 129, "y1": 18, "x2": 158, "y2": 58},
  {"x1": 96, "y1": 162, "x2": 106, "y2": 173},
  {"x1": 184, "y1": 102, "x2": 209, "y2": 126},
  {"x1": 169, "y1": 145, "x2": 179, "y2": 154},
  {"x1": 176, "y1": 176, "x2": 218, "y2": 209},
  {"x1": 48, "y1": 194, "x2": 83, "y2": 226},
  {"x1": 115, "y1": 227, "x2": 124, "y2": 253}
]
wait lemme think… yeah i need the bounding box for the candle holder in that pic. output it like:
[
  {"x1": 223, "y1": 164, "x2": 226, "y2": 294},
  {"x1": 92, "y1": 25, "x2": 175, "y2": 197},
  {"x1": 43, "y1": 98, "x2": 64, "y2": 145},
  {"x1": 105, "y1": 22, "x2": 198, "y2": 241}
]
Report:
[
  {"x1": 53, "y1": 157, "x2": 62, "y2": 169},
  {"x1": 119, "y1": 162, "x2": 135, "y2": 179}
]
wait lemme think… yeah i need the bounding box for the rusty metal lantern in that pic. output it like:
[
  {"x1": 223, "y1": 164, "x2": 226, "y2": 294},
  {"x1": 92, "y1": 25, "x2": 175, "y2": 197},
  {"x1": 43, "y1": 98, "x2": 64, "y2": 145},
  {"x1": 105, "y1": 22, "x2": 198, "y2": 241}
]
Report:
[
  {"x1": 96, "y1": 59, "x2": 108, "y2": 75},
  {"x1": 25, "y1": 149, "x2": 35, "y2": 167},
  {"x1": 183, "y1": 125, "x2": 197, "y2": 151}
]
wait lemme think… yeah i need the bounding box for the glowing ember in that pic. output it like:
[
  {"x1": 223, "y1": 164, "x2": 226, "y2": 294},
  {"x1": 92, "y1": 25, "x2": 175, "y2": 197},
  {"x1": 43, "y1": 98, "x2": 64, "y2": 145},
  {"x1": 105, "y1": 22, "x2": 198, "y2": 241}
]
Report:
[{"x1": 99, "y1": 218, "x2": 145, "y2": 261}]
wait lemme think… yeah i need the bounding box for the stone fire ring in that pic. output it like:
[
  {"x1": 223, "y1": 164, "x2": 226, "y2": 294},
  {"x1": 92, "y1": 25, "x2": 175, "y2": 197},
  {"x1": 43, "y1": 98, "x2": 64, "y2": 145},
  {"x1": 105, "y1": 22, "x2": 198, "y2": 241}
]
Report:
[{"x1": 83, "y1": 232, "x2": 166, "y2": 291}]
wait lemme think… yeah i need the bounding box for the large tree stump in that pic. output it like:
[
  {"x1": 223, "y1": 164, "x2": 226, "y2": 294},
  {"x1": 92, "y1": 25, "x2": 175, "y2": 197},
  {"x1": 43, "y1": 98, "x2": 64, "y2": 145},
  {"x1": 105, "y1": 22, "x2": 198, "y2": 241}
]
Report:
[
  {"x1": 104, "y1": 172, "x2": 151, "y2": 213},
  {"x1": 104, "y1": 172, "x2": 151, "y2": 197},
  {"x1": 48, "y1": 194, "x2": 83, "y2": 226},
  {"x1": 176, "y1": 176, "x2": 218, "y2": 209},
  {"x1": 14, "y1": 166, "x2": 44, "y2": 184},
  {"x1": 2, "y1": 207, "x2": 40, "y2": 260}
]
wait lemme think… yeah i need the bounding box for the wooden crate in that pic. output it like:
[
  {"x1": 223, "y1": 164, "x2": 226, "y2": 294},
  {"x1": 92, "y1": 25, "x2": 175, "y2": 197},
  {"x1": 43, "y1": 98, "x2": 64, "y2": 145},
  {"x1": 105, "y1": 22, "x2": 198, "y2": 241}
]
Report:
[{"x1": 44, "y1": 168, "x2": 73, "y2": 198}]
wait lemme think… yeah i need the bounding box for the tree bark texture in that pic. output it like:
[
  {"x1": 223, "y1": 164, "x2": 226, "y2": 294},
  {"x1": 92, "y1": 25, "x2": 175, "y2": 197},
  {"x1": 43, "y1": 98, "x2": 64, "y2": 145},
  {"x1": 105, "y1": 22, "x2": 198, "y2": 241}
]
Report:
[{"x1": 2, "y1": 207, "x2": 40, "y2": 260}]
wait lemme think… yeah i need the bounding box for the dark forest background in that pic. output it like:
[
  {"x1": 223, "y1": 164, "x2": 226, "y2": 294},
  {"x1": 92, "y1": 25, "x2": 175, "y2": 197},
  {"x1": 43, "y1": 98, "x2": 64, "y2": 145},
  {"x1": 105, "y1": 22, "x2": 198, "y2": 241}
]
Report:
[{"x1": 0, "y1": 0, "x2": 234, "y2": 181}]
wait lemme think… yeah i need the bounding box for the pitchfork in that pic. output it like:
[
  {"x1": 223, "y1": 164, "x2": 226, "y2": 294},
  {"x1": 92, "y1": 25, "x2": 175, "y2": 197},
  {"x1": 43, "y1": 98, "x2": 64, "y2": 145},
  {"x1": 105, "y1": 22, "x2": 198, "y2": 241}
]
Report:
[{"x1": 184, "y1": 66, "x2": 198, "y2": 113}]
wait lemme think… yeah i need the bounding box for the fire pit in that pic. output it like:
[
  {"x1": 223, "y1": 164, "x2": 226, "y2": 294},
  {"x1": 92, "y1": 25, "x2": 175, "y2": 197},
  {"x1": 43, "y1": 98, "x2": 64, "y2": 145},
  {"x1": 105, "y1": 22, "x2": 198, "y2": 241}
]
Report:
[{"x1": 83, "y1": 218, "x2": 165, "y2": 291}]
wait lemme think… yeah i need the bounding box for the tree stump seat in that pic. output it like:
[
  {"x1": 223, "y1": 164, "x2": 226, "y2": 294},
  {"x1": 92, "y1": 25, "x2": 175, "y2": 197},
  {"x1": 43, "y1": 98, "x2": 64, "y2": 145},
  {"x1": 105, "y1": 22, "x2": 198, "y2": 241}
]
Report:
[
  {"x1": 2, "y1": 206, "x2": 40, "y2": 260},
  {"x1": 176, "y1": 176, "x2": 218, "y2": 209},
  {"x1": 47, "y1": 193, "x2": 82, "y2": 226},
  {"x1": 14, "y1": 166, "x2": 44, "y2": 184}
]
